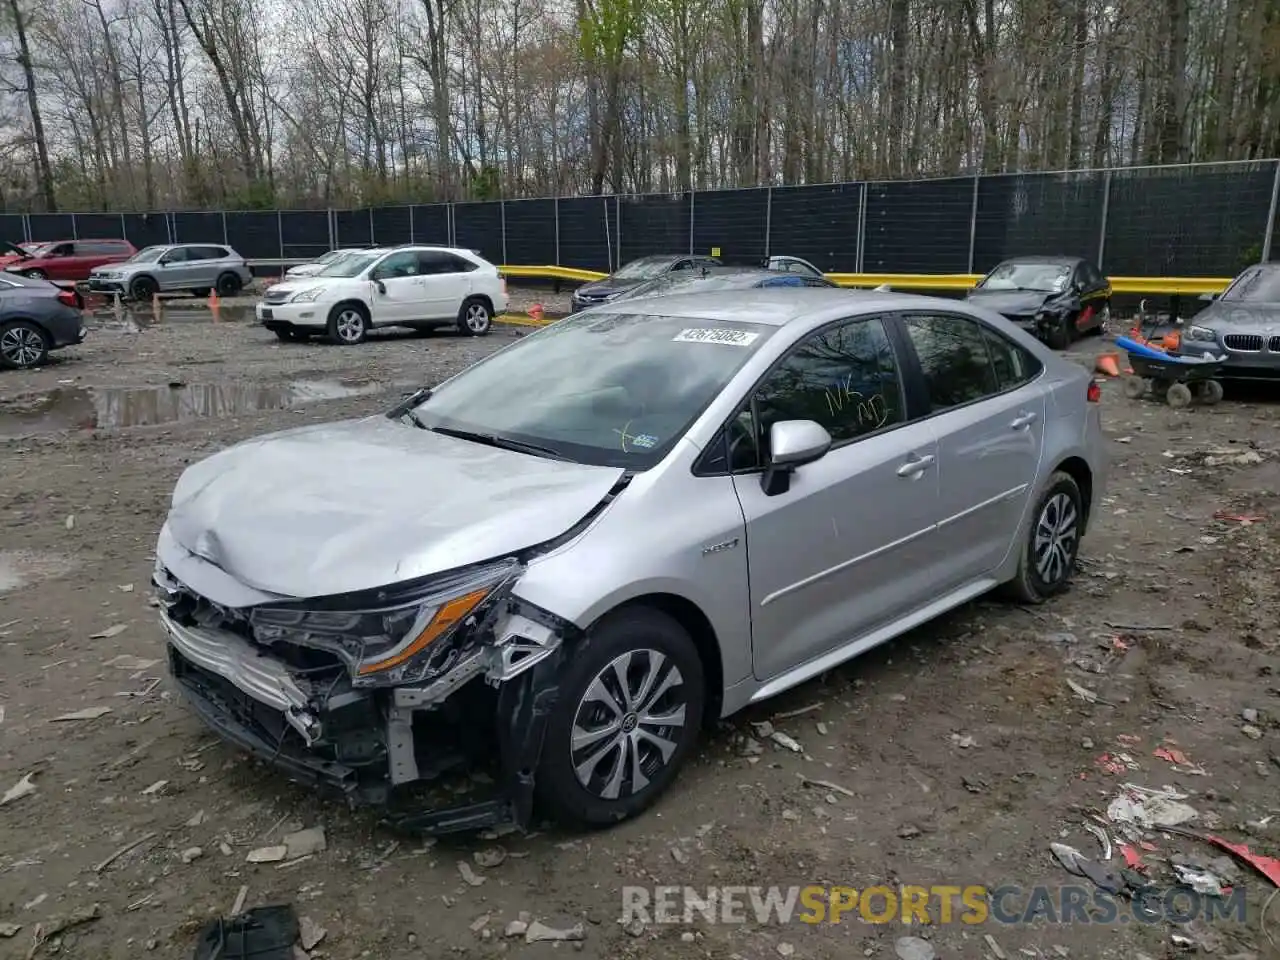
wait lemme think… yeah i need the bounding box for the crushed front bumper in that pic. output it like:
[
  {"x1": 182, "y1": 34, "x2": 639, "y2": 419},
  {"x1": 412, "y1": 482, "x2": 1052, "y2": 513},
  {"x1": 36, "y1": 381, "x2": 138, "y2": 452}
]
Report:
[{"x1": 160, "y1": 603, "x2": 567, "y2": 836}]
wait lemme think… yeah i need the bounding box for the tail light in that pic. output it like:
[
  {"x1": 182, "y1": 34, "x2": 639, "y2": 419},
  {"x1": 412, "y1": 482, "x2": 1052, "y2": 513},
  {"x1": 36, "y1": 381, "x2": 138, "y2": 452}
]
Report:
[
  {"x1": 56, "y1": 289, "x2": 80, "y2": 309},
  {"x1": 1087, "y1": 379, "x2": 1102, "y2": 403}
]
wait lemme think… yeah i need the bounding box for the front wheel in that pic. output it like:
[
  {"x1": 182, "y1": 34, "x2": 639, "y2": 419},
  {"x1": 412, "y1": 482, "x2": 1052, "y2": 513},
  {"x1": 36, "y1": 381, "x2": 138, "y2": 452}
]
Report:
[
  {"x1": 1045, "y1": 314, "x2": 1073, "y2": 351},
  {"x1": 1002, "y1": 471, "x2": 1083, "y2": 604},
  {"x1": 130, "y1": 276, "x2": 158, "y2": 301},
  {"x1": 1166, "y1": 382, "x2": 1193, "y2": 409},
  {"x1": 457, "y1": 298, "x2": 493, "y2": 336},
  {"x1": 326, "y1": 304, "x2": 368, "y2": 345},
  {"x1": 535, "y1": 607, "x2": 705, "y2": 827},
  {"x1": 0, "y1": 320, "x2": 51, "y2": 370},
  {"x1": 23, "y1": 269, "x2": 47, "y2": 281},
  {"x1": 1199, "y1": 379, "x2": 1224, "y2": 405}
]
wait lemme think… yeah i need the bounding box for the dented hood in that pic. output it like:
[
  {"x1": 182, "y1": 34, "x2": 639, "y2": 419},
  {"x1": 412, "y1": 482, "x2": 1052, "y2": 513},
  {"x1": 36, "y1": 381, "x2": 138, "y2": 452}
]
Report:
[{"x1": 164, "y1": 417, "x2": 625, "y2": 599}]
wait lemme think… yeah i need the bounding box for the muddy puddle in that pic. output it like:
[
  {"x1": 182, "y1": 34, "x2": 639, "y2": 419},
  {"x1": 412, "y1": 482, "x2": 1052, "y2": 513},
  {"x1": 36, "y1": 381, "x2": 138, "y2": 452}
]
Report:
[
  {"x1": 85, "y1": 299, "x2": 256, "y2": 327},
  {"x1": 0, "y1": 377, "x2": 393, "y2": 438}
]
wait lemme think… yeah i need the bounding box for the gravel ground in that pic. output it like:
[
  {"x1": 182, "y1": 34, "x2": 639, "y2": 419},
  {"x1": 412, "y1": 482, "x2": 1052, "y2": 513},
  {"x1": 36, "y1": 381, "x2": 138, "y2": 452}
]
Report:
[{"x1": 1, "y1": 294, "x2": 1278, "y2": 960}]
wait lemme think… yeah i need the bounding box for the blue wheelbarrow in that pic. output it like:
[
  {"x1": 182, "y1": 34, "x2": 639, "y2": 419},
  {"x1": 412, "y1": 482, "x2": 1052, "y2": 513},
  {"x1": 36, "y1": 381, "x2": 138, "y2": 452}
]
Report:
[{"x1": 1115, "y1": 336, "x2": 1226, "y2": 408}]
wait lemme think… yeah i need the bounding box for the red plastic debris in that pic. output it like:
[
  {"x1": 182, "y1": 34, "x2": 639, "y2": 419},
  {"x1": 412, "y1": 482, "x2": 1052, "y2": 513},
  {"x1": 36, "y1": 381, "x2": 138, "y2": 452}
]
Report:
[
  {"x1": 1154, "y1": 746, "x2": 1191, "y2": 765},
  {"x1": 1213, "y1": 511, "x2": 1267, "y2": 524},
  {"x1": 1095, "y1": 754, "x2": 1127, "y2": 775},
  {"x1": 1204, "y1": 836, "x2": 1280, "y2": 887},
  {"x1": 1139, "y1": 841, "x2": 1159, "y2": 852},
  {"x1": 1119, "y1": 843, "x2": 1147, "y2": 872}
]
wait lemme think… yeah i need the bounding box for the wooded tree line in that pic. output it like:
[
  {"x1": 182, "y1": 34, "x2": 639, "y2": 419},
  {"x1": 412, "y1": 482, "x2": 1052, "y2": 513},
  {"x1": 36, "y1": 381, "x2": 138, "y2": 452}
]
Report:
[{"x1": 0, "y1": 0, "x2": 1276, "y2": 212}]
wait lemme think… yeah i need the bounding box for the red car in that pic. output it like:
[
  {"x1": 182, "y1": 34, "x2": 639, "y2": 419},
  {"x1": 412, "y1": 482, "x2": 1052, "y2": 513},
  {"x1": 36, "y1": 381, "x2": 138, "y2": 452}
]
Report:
[{"x1": 1, "y1": 239, "x2": 136, "y2": 283}]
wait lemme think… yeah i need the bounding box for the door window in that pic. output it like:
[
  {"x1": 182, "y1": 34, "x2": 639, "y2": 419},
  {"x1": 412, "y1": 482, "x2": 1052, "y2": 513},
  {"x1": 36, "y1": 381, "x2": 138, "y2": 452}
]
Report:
[
  {"x1": 902, "y1": 314, "x2": 1001, "y2": 412},
  {"x1": 46, "y1": 243, "x2": 74, "y2": 257},
  {"x1": 372, "y1": 251, "x2": 420, "y2": 279},
  {"x1": 724, "y1": 316, "x2": 905, "y2": 471},
  {"x1": 982, "y1": 328, "x2": 1042, "y2": 391},
  {"x1": 161, "y1": 247, "x2": 189, "y2": 263},
  {"x1": 671, "y1": 260, "x2": 693, "y2": 272}
]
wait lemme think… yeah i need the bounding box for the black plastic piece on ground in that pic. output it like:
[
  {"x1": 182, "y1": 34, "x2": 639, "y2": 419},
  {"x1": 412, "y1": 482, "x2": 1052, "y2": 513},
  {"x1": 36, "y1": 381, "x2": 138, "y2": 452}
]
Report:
[{"x1": 192, "y1": 904, "x2": 299, "y2": 960}]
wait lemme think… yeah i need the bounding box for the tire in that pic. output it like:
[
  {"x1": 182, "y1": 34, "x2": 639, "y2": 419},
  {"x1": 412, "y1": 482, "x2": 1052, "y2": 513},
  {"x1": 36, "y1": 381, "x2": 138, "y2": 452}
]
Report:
[
  {"x1": 1199, "y1": 379, "x2": 1224, "y2": 405},
  {"x1": 1096, "y1": 302, "x2": 1112, "y2": 336},
  {"x1": 215, "y1": 272, "x2": 242, "y2": 297},
  {"x1": 0, "y1": 319, "x2": 51, "y2": 370},
  {"x1": 326, "y1": 303, "x2": 369, "y2": 345},
  {"x1": 457, "y1": 297, "x2": 493, "y2": 336},
  {"x1": 1045, "y1": 314, "x2": 1073, "y2": 351},
  {"x1": 1122, "y1": 376, "x2": 1147, "y2": 399},
  {"x1": 192, "y1": 287, "x2": 211, "y2": 298},
  {"x1": 1166, "y1": 382, "x2": 1193, "y2": 409},
  {"x1": 129, "y1": 275, "x2": 158, "y2": 301},
  {"x1": 535, "y1": 606, "x2": 705, "y2": 827},
  {"x1": 23, "y1": 269, "x2": 47, "y2": 281},
  {"x1": 1002, "y1": 471, "x2": 1084, "y2": 604}
]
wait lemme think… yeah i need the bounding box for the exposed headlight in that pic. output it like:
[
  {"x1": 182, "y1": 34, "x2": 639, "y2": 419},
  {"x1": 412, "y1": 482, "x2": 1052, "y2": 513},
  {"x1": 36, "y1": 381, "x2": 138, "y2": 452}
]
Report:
[
  {"x1": 247, "y1": 559, "x2": 519, "y2": 687},
  {"x1": 1186, "y1": 324, "x2": 1217, "y2": 342},
  {"x1": 289, "y1": 287, "x2": 325, "y2": 303}
]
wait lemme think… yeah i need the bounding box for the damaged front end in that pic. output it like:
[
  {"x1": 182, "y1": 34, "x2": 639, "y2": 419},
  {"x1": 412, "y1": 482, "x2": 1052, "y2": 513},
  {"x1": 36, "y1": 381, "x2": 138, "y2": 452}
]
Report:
[{"x1": 155, "y1": 556, "x2": 576, "y2": 835}]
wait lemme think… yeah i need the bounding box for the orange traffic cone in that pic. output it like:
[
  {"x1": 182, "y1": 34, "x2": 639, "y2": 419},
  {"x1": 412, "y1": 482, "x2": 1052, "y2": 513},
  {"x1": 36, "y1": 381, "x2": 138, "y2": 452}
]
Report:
[
  {"x1": 208, "y1": 290, "x2": 221, "y2": 322},
  {"x1": 529, "y1": 303, "x2": 544, "y2": 322},
  {"x1": 1095, "y1": 353, "x2": 1120, "y2": 377}
]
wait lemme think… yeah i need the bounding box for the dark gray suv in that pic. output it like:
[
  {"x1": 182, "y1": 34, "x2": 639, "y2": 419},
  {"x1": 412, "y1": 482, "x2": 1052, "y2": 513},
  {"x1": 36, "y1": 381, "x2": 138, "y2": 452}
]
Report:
[{"x1": 87, "y1": 244, "x2": 254, "y2": 300}]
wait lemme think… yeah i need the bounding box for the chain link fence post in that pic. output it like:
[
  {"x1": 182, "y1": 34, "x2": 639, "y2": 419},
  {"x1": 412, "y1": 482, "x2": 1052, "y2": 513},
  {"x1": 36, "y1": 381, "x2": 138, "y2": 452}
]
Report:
[
  {"x1": 221, "y1": 211, "x2": 229, "y2": 246},
  {"x1": 409, "y1": 205, "x2": 415, "y2": 244},
  {"x1": 70, "y1": 213, "x2": 78, "y2": 239},
  {"x1": 554, "y1": 196, "x2": 561, "y2": 265},
  {"x1": 500, "y1": 200, "x2": 508, "y2": 265},
  {"x1": 120, "y1": 213, "x2": 128, "y2": 245},
  {"x1": 688, "y1": 189, "x2": 695, "y2": 255},
  {"x1": 967, "y1": 174, "x2": 980, "y2": 274},
  {"x1": 368, "y1": 208, "x2": 375, "y2": 246},
  {"x1": 615, "y1": 195, "x2": 622, "y2": 268},
  {"x1": 1262, "y1": 159, "x2": 1280, "y2": 263},
  {"x1": 764, "y1": 186, "x2": 772, "y2": 258},
  {"x1": 1097, "y1": 169, "x2": 1112, "y2": 270},
  {"x1": 277, "y1": 211, "x2": 284, "y2": 260},
  {"x1": 21, "y1": 214, "x2": 31, "y2": 243},
  {"x1": 855, "y1": 182, "x2": 868, "y2": 273}
]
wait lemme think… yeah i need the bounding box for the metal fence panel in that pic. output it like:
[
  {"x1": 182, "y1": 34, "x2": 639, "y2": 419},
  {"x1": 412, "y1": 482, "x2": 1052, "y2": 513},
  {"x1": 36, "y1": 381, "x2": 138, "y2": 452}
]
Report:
[
  {"x1": 0, "y1": 214, "x2": 26, "y2": 243},
  {"x1": 334, "y1": 210, "x2": 372, "y2": 248},
  {"x1": 558, "y1": 197, "x2": 611, "y2": 271},
  {"x1": 73, "y1": 213, "x2": 123, "y2": 239},
  {"x1": 973, "y1": 172, "x2": 1107, "y2": 273},
  {"x1": 411, "y1": 204, "x2": 450, "y2": 244},
  {"x1": 453, "y1": 202, "x2": 503, "y2": 264},
  {"x1": 691, "y1": 189, "x2": 768, "y2": 265},
  {"x1": 371, "y1": 206, "x2": 412, "y2": 245},
  {"x1": 504, "y1": 198, "x2": 556, "y2": 264},
  {"x1": 768, "y1": 184, "x2": 862, "y2": 272},
  {"x1": 279, "y1": 211, "x2": 329, "y2": 260},
  {"x1": 224, "y1": 211, "x2": 278, "y2": 260},
  {"x1": 619, "y1": 193, "x2": 689, "y2": 265},
  {"x1": 122, "y1": 213, "x2": 170, "y2": 249},
  {"x1": 1103, "y1": 162, "x2": 1276, "y2": 276},
  {"x1": 28, "y1": 214, "x2": 75, "y2": 242},
  {"x1": 173, "y1": 211, "x2": 223, "y2": 245},
  {"x1": 863, "y1": 177, "x2": 972, "y2": 273}
]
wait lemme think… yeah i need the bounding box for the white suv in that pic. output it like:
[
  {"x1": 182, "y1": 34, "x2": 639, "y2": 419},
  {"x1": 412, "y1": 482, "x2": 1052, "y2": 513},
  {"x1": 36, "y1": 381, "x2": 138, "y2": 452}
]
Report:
[{"x1": 256, "y1": 245, "x2": 508, "y2": 344}]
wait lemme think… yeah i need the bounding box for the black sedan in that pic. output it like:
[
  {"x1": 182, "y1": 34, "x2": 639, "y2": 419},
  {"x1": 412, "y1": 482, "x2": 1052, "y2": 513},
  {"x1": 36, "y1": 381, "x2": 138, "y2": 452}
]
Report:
[
  {"x1": 967, "y1": 256, "x2": 1112, "y2": 349},
  {"x1": 1178, "y1": 263, "x2": 1280, "y2": 379},
  {"x1": 571, "y1": 254, "x2": 722, "y2": 312},
  {"x1": 0, "y1": 272, "x2": 86, "y2": 370}
]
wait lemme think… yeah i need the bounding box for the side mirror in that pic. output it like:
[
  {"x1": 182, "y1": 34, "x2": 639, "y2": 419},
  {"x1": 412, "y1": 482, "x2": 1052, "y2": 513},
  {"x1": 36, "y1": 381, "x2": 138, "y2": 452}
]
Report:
[
  {"x1": 761, "y1": 420, "x2": 832, "y2": 496},
  {"x1": 375, "y1": 279, "x2": 387, "y2": 295}
]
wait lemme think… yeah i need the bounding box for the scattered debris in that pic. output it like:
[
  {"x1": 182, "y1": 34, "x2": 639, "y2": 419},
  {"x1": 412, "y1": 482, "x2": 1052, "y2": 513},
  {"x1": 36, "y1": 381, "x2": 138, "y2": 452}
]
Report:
[
  {"x1": 1195, "y1": 835, "x2": 1280, "y2": 887},
  {"x1": 1242, "y1": 725, "x2": 1264, "y2": 740},
  {"x1": 186, "y1": 810, "x2": 207, "y2": 827},
  {"x1": 94, "y1": 830, "x2": 159, "y2": 872},
  {"x1": 1119, "y1": 844, "x2": 1147, "y2": 872},
  {"x1": 1243, "y1": 708, "x2": 1260, "y2": 724},
  {"x1": 105, "y1": 655, "x2": 159, "y2": 671},
  {"x1": 282, "y1": 827, "x2": 327, "y2": 859},
  {"x1": 770, "y1": 731, "x2": 803, "y2": 753},
  {"x1": 962, "y1": 774, "x2": 988, "y2": 793},
  {"x1": 897, "y1": 824, "x2": 922, "y2": 839},
  {"x1": 1102, "y1": 622, "x2": 1173, "y2": 632},
  {"x1": 88, "y1": 624, "x2": 127, "y2": 640},
  {"x1": 1066, "y1": 679, "x2": 1103, "y2": 704},
  {"x1": 524, "y1": 920, "x2": 585, "y2": 943},
  {"x1": 1, "y1": 773, "x2": 37, "y2": 807},
  {"x1": 0, "y1": 923, "x2": 21, "y2": 938},
  {"x1": 798, "y1": 774, "x2": 856, "y2": 798},
  {"x1": 140, "y1": 780, "x2": 168, "y2": 796},
  {"x1": 1154, "y1": 745, "x2": 1190, "y2": 765},
  {"x1": 505, "y1": 919, "x2": 529, "y2": 938},
  {"x1": 1173, "y1": 864, "x2": 1225, "y2": 896},
  {"x1": 1213, "y1": 511, "x2": 1266, "y2": 524},
  {"x1": 474, "y1": 847, "x2": 507, "y2": 868},
  {"x1": 458, "y1": 861, "x2": 486, "y2": 886},
  {"x1": 247, "y1": 846, "x2": 289, "y2": 864},
  {"x1": 773, "y1": 702, "x2": 823, "y2": 720},
  {"x1": 1050, "y1": 843, "x2": 1126, "y2": 893},
  {"x1": 298, "y1": 916, "x2": 326, "y2": 951},
  {"x1": 950, "y1": 733, "x2": 976, "y2": 749},
  {"x1": 25, "y1": 903, "x2": 100, "y2": 958},
  {"x1": 50, "y1": 706, "x2": 112, "y2": 722},
  {"x1": 1083, "y1": 822, "x2": 1112, "y2": 861},
  {"x1": 192, "y1": 904, "x2": 297, "y2": 960},
  {"x1": 984, "y1": 933, "x2": 1007, "y2": 960},
  {"x1": 894, "y1": 936, "x2": 937, "y2": 960},
  {"x1": 1107, "y1": 785, "x2": 1198, "y2": 830},
  {"x1": 181, "y1": 847, "x2": 204, "y2": 864},
  {"x1": 777, "y1": 943, "x2": 796, "y2": 957},
  {"x1": 671, "y1": 847, "x2": 689, "y2": 864},
  {"x1": 230, "y1": 885, "x2": 249, "y2": 917},
  {"x1": 65, "y1": 515, "x2": 74, "y2": 530}
]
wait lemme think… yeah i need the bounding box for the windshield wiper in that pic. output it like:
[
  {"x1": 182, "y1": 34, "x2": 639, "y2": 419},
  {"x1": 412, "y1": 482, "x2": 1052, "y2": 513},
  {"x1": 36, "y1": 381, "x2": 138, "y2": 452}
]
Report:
[
  {"x1": 389, "y1": 387, "x2": 432, "y2": 427},
  {"x1": 430, "y1": 425, "x2": 571, "y2": 462}
]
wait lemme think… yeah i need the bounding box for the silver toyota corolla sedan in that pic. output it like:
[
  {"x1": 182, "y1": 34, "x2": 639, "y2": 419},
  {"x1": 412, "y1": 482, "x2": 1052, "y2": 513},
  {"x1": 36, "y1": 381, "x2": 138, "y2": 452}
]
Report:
[{"x1": 152, "y1": 289, "x2": 1107, "y2": 834}]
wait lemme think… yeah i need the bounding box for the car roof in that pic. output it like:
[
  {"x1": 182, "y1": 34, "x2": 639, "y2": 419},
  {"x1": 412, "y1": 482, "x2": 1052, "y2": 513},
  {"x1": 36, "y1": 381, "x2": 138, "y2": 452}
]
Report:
[
  {"x1": 993, "y1": 255, "x2": 1084, "y2": 266},
  {"x1": 589, "y1": 287, "x2": 965, "y2": 327}
]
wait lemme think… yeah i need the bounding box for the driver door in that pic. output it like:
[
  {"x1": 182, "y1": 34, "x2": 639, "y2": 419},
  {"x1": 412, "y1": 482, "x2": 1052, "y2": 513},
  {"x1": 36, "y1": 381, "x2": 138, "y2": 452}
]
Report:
[
  {"x1": 43, "y1": 242, "x2": 76, "y2": 281},
  {"x1": 156, "y1": 247, "x2": 191, "y2": 289},
  {"x1": 370, "y1": 250, "x2": 429, "y2": 324},
  {"x1": 729, "y1": 315, "x2": 941, "y2": 682}
]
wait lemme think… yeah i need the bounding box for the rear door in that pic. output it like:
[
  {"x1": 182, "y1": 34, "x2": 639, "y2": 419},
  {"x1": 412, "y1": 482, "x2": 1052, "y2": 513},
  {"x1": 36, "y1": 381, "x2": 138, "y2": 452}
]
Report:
[
  {"x1": 417, "y1": 251, "x2": 476, "y2": 319},
  {"x1": 896, "y1": 311, "x2": 1047, "y2": 586},
  {"x1": 728, "y1": 314, "x2": 942, "y2": 682}
]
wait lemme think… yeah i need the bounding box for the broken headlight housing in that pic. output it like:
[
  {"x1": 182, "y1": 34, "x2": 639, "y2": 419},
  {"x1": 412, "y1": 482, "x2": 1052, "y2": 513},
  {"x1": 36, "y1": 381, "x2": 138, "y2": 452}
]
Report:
[{"x1": 248, "y1": 559, "x2": 519, "y2": 688}]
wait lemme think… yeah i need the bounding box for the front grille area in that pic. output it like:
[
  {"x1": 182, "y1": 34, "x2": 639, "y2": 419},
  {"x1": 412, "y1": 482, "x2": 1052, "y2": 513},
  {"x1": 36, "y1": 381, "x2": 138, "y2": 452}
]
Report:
[
  {"x1": 1270, "y1": 336, "x2": 1280, "y2": 352},
  {"x1": 263, "y1": 290, "x2": 291, "y2": 305},
  {"x1": 1224, "y1": 334, "x2": 1264, "y2": 352}
]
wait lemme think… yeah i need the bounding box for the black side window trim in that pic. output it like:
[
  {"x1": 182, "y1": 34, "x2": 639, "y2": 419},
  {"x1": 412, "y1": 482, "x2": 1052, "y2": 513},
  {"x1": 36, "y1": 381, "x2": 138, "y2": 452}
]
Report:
[
  {"x1": 692, "y1": 312, "x2": 918, "y2": 478},
  {"x1": 892, "y1": 309, "x2": 1045, "y2": 421}
]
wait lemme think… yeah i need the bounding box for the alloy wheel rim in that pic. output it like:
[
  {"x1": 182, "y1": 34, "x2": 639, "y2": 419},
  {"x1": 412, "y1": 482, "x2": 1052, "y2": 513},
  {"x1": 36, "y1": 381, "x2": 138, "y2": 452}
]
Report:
[
  {"x1": 1033, "y1": 492, "x2": 1078, "y2": 584},
  {"x1": 0, "y1": 327, "x2": 44, "y2": 367},
  {"x1": 571, "y1": 648, "x2": 687, "y2": 800},
  {"x1": 336, "y1": 310, "x2": 364, "y2": 341},
  {"x1": 466, "y1": 304, "x2": 489, "y2": 331}
]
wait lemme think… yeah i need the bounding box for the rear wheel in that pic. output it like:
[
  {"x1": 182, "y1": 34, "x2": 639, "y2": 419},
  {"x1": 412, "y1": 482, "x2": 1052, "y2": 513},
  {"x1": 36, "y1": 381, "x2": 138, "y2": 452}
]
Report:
[
  {"x1": 0, "y1": 320, "x2": 51, "y2": 370},
  {"x1": 457, "y1": 297, "x2": 493, "y2": 336},
  {"x1": 1199, "y1": 379, "x2": 1224, "y2": 405},
  {"x1": 215, "y1": 272, "x2": 242, "y2": 297},
  {"x1": 1166, "y1": 382, "x2": 1193, "y2": 409},
  {"x1": 22, "y1": 269, "x2": 47, "y2": 281},
  {"x1": 1045, "y1": 314, "x2": 1073, "y2": 351},
  {"x1": 1003, "y1": 471, "x2": 1083, "y2": 604},
  {"x1": 1122, "y1": 375, "x2": 1147, "y2": 399}
]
